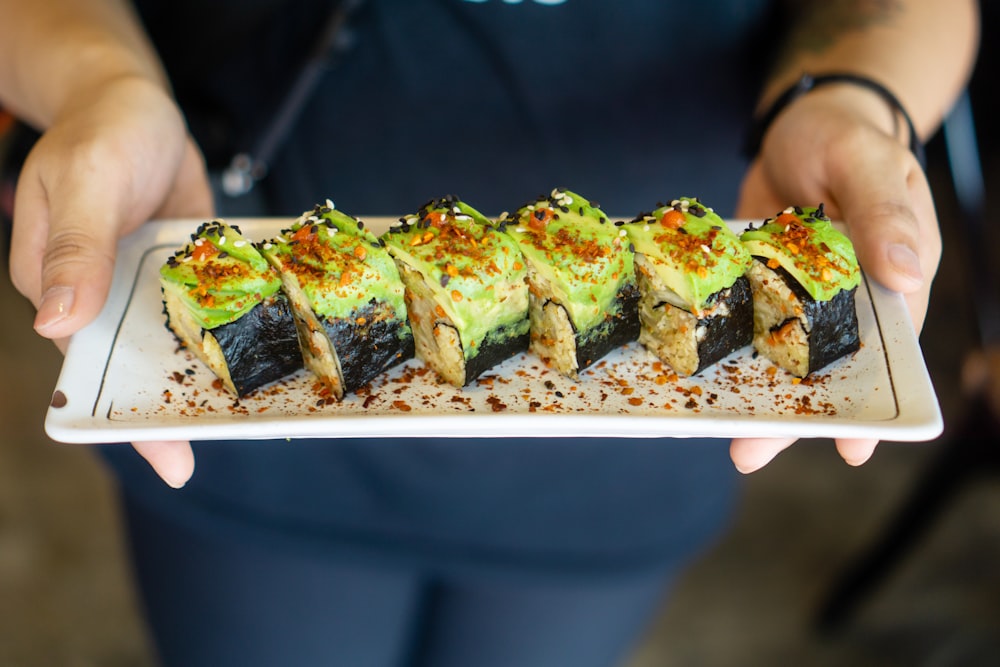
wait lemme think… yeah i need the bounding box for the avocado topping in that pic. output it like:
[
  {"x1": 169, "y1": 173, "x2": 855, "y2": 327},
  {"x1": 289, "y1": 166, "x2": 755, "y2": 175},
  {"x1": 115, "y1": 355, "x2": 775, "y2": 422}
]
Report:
[
  {"x1": 160, "y1": 220, "x2": 281, "y2": 330},
  {"x1": 740, "y1": 204, "x2": 860, "y2": 302},
  {"x1": 501, "y1": 188, "x2": 635, "y2": 333},
  {"x1": 624, "y1": 197, "x2": 751, "y2": 314},
  {"x1": 261, "y1": 202, "x2": 407, "y2": 322},
  {"x1": 382, "y1": 196, "x2": 530, "y2": 357}
]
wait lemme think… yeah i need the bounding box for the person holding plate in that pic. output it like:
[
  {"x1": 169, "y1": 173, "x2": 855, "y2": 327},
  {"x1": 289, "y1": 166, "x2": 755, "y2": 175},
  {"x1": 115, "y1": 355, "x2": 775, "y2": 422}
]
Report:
[{"x1": 0, "y1": 1, "x2": 979, "y2": 666}]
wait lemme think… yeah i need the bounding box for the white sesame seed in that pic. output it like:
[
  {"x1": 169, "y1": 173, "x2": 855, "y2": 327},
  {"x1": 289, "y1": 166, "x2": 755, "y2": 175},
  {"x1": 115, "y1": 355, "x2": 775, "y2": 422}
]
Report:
[
  {"x1": 783, "y1": 206, "x2": 795, "y2": 214},
  {"x1": 643, "y1": 225, "x2": 650, "y2": 232},
  {"x1": 234, "y1": 240, "x2": 247, "y2": 248},
  {"x1": 619, "y1": 229, "x2": 627, "y2": 237},
  {"x1": 701, "y1": 244, "x2": 711, "y2": 253},
  {"x1": 194, "y1": 239, "x2": 204, "y2": 246},
  {"x1": 263, "y1": 242, "x2": 273, "y2": 250},
  {"x1": 516, "y1": 227, "x2": 527, "y2": 233},
  {"x1": 218, "y1": 236, "x2": 226, "y2": 245},
  {"x1": 182, "y1": 256, "x2": 193, "y2": 263},
  {"x1": 326, "y1": 199, "x2": 335, "y2": 210}
]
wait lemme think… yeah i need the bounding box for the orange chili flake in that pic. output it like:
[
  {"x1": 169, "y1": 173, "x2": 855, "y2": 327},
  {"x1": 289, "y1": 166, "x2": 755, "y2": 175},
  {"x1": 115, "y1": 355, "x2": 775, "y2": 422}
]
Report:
[
  {"x1": 451, "y1": 290, "x2": 463, "y2": 302},
  {"x1": 445, "y1": 264, "x2": 459, "y2": 277},
  {"x1": 339, "y1": 270, "x2": 352, "y2": 287},
  {"x1": 528, "y1": 207, "x2": 554, "y2": 230},
  {"x1": 356, "y1": 317, "x2": 367, "y2": 325},
  {"x1": 291, "y1": 225, "x2": 315, "y2": 243},
  {"x1": 434, "y1": 304, "x2": 447, "y2": 318},
  {"x1": 190, "y1": 241, "x2": 218, "y2": 262},
  {"x1": 513, "y1": 261, "x2": 523, "y2": 271},
  {"x1": 785, "y1": 242, "x2": 800, "y2": 255},
  {"x1": 423, "y1": 231, "x2": 434, "y2": 244},
  {"x1": 660, "y1": 209, "x2": 686, "y2": 229},
  {"x1": 767, "y1": 257, "x2": 781, "y2": 269},
  {"x1": 775, "y1": 213, "x2": 799, "y2": 228},
  {"x1": 425, "y1": 211, "x2": 448, "y2": 228},
  {"x1": 354, "y1": 245, "x2": 367, "y2": 260}
]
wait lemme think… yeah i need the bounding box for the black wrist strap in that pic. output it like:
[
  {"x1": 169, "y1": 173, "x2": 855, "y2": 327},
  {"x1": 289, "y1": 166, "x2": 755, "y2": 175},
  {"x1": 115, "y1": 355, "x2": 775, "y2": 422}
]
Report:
[{"x1": 743, "y1": 72, "x2": 926, "y2": 167}]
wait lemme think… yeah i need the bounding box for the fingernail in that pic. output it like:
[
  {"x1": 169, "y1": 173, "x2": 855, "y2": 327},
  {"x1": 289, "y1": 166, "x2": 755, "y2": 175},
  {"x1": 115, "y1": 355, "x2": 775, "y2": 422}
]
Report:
[
  {"x1": 887, "y1": 243, "x2": 923, "y2": 283},
  {"x1": 35, "y1": 286, "x2": 75, "y2": 333}
]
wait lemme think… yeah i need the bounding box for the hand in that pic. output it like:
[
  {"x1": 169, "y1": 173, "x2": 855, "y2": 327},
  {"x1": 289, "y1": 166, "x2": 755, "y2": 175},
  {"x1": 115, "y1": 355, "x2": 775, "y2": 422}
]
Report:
[
  {"x1": 8, "y1": 75, "x2": 212, "y2": 488},
  {"x1": 730, "y1": 84, "x2": 941, "y2": 473}
]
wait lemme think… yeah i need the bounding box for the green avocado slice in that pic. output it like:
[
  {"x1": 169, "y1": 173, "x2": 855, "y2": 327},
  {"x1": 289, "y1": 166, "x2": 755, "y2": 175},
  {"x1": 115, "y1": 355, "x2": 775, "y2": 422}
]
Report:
[{"x1": 740, "y1": 204, "x2": 860, "y2": 302}]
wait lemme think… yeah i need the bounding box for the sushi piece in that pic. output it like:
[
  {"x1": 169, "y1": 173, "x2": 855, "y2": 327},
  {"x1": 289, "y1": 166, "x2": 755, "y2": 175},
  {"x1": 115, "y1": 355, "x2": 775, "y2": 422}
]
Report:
[
  {"x1": 624, "y1": 197, "x2": 753, "y2": 376},
  {"x1": 260, "y1": 202, "x2": 415, "y2": 400},
  {"x1": 382, "y1": 195, "x2": 530, "y2": 387},
  {"x1": 500, "y1": 188, "x2": 640, "y2": 378},
  {"x1": 740, "y1": 204, "x2": 861, "y2": 377},
  {"x1": 159, "y1": 220, "x2": 302, "y2": 397}
]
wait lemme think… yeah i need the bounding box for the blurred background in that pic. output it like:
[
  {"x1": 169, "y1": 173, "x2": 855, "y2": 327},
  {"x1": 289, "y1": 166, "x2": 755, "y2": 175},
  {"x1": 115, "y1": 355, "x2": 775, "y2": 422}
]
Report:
[{"x1": 3, "y1": 9, "x2": 1000, "y2": 667}]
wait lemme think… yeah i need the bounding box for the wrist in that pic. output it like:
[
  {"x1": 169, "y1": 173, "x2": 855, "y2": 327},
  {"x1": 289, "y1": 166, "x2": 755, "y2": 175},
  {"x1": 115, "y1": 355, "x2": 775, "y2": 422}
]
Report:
[{"x1": 744, "y1": 73, "x2": 925, "y2": 166}]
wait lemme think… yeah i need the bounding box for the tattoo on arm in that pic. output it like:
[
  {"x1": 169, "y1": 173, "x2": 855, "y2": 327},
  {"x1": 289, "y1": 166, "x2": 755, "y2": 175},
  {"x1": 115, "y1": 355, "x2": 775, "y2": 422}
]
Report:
[{"x1": 773, "y1": 0, "x2": 902, "y2": 73}]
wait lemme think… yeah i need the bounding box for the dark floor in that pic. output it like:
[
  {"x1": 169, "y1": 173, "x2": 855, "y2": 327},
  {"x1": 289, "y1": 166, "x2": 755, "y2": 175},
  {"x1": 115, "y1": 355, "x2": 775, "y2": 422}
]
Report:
[{"x1": 3, "y1": 114, "x2": 1000, "y2": 667}]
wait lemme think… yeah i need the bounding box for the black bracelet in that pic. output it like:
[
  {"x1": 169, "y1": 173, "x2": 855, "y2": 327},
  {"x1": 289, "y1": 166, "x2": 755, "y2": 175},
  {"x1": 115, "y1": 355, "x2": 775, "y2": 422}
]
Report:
[{"x1": 743, "y1": 72, "x2": 926, "y2": 167}]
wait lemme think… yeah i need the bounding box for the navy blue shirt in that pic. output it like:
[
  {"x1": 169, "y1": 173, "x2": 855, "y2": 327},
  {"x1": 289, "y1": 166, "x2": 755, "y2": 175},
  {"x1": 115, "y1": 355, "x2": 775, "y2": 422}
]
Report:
[{"x1": 116, "y1": 0, "x2": 777, "y2": 576}]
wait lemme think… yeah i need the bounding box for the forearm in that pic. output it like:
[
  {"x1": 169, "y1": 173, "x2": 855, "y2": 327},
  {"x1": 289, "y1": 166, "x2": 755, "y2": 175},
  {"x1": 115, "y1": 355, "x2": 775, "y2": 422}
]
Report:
[
  {"x1": 761, "y1": 0, "x2": 980, "y2": 140},
  {"x1": 0, "y1": 0, "x2": 167, "y2": 129}
]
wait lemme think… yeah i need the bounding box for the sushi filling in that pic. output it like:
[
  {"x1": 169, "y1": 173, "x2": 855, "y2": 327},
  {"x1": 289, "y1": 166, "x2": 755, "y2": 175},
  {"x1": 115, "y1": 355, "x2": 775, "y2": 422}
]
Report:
[
  {"x1": 747, "y1": 259, "x2": 860, "y2": 377},
  {"x1": 636, "y1": 255, "x2": 752, "y2": 376},
  {"x1": 162, "y1": 288, "x2": 301, "y2": 397}
]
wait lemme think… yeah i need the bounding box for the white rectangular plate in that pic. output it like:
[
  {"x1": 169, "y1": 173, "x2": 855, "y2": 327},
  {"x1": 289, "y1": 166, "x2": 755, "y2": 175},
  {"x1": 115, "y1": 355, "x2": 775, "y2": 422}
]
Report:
[{"x1": 45, "y1": 218, "x2": 942, "y2": 444}]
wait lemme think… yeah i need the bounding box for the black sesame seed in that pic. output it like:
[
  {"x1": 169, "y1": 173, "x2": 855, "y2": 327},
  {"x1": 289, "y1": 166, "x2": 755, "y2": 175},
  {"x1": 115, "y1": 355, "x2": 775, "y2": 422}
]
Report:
[{"x1": 440, "y1": 274, "x2": 450, "y2": 287}]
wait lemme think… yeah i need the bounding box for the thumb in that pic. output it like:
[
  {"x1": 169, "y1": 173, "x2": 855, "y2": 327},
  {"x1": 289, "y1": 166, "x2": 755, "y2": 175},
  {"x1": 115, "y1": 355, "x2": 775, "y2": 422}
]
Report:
[
  {"x1": 9, "y1": 150, "x2": 133, "y2": 341},
  {"x1": 131, "y1": 440, "x2": 196, "y2": 489}
]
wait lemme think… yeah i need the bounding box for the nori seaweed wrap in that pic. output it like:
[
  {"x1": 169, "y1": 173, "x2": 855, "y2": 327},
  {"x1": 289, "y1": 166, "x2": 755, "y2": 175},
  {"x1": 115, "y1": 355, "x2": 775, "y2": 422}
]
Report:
[
  {"x1": 159, "y1": 220, "x2": 302, "y2": 397},
  {"x1": 260, "y1": 202, "x2": 415, "y2": 400},
  {"x1": 382, "y1": 196, "x2": 530, "y2": 387},
  {"x1": 500, "y1": 188, "x2": 640, "y2": 378},
  {"x1": 740, "y1": 204, "x2": 861, "y2": 377},
  {"x1": 624, "y1": 197, "x2": 753, "y2": 376}
]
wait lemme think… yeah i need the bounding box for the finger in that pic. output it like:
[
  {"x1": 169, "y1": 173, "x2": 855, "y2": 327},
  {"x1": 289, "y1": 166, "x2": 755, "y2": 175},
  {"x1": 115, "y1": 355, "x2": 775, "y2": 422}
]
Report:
[
  {"x1": 729, "y1": 437, "x2": 797, "y2": 474},
  {"x1": 835, "y1": 438, "x2": 878, "y2": 466},
  {"x1": 829, "y1": 144, "x2": 939, "y2": 327},
  {"x1": 131, "y1": 440, "x2": 195, "y2": 488},
  {"x1": 10, "y1": 149, "x2": 125, "y2": 340}
]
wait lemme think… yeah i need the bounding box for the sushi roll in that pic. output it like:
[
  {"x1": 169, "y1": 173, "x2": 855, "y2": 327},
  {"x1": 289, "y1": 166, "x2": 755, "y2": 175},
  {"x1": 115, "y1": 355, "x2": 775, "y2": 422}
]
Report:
[
  {"x1": 624, "y1": 197, "x2": 754, "y2": 376},
  {"x1": 501, "y1": 188, "x2": 640, "y2": 378},
  {"x1": 260, "y1": 202, "x2": 415, "y2": 400},
  {"x1": 382, "y1": 196, "x2": 530, "y2": 387},
  {"x1": 740, "y1": 204, "x2": 861, "y2": 377},
  {"x1": 159, "y1": 220, "x2": 302, "y2": 397}
]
